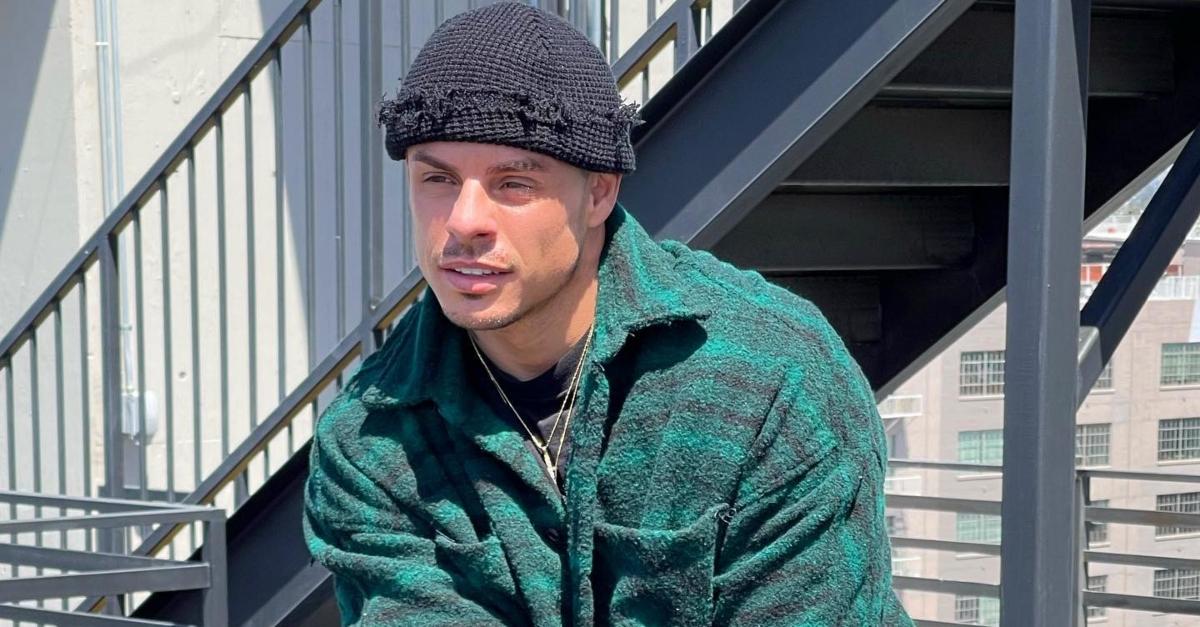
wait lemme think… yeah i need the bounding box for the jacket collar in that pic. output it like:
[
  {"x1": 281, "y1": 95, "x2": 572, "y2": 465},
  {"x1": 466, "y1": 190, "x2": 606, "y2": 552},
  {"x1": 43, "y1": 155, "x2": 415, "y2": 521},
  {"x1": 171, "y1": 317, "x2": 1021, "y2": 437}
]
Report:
[{"x1": 359, "y1": 202, "x2": 711, "y2": 411}]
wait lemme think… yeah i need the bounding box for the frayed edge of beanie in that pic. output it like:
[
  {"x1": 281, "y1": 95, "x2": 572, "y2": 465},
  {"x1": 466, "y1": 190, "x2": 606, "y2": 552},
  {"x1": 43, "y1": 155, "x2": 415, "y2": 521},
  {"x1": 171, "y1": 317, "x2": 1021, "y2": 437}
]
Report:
[{"x1": 377, "y1": 86, "x2": 644, "y2": 137}]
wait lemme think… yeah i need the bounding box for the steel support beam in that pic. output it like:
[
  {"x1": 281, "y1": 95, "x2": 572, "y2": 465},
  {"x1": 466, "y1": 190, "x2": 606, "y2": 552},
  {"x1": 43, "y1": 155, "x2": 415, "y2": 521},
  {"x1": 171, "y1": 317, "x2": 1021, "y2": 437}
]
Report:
[
  {"x1": 1077, "y1": 127, "x2": 1200, "y2": 401},
  {"x1": 1000, "y1": 1, "x2": 1090, "y2": 625}
]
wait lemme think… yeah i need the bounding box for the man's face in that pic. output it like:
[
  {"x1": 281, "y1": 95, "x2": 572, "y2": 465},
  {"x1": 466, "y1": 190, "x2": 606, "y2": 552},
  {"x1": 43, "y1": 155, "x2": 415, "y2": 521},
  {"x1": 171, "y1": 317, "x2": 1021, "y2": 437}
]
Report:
[{"x1": 406, "y1": 141, "x2": 605, "y2": 331}]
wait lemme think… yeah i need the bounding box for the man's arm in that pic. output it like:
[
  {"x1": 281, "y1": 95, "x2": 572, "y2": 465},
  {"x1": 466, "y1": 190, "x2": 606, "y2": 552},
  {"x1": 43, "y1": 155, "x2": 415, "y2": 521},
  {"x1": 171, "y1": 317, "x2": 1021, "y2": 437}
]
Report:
[
  {"x1": 712, "y1": 332, "x2": 913, "y2": 626},
  {"x1": 302, "y1": 398, "x2": 508, "y2": 626}
]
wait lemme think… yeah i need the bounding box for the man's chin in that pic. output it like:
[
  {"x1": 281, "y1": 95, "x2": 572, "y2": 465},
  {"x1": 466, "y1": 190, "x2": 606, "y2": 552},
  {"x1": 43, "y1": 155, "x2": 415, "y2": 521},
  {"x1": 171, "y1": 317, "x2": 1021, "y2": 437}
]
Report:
[{"x1": 439, "y1": 301, "x2": 521, "y2": 331}]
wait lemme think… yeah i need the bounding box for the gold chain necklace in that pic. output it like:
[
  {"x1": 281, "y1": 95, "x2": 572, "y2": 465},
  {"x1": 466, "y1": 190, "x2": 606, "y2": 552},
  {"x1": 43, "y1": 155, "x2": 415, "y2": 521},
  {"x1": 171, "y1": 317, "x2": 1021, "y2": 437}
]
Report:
[{"x1": 468, "y1": 327, "x2": 593, "y2": 480}]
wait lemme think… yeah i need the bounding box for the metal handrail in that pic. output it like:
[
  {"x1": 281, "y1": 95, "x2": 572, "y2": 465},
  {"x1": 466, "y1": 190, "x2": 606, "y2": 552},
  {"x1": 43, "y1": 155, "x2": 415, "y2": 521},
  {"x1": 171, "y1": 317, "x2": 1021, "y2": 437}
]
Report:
[
  {"x1": 0, "y1": 0, "x2": 319, "y2": 364},
  {"x1": 883, "y1": 457, "x2": 1200, "y2": 617},
  {"x1": 0, "y1": 490, "x2": 226, "y2": 624}
]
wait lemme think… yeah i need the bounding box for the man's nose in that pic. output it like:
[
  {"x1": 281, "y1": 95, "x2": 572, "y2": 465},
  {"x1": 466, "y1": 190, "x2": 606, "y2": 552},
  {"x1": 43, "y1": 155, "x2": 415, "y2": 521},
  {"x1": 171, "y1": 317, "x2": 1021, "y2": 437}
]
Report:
[{"x1": 444, "y1": 180, "x2": 496, "y2": 244}]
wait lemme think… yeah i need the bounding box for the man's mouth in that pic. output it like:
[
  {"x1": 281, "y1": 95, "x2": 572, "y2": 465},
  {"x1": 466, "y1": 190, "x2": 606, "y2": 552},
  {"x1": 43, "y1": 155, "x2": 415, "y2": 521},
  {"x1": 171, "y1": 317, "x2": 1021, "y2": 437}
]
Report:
[
  {"x1": 439, "y1": 263, "x2": 513, "y2": 295},
  {"x1": 451, "y1": 268, "x2": 502, "y2": 276}
]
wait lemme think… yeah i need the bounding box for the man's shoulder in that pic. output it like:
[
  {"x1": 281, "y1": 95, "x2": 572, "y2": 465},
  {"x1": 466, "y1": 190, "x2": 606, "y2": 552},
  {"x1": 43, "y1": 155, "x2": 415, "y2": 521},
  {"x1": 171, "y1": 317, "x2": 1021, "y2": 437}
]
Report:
[
  {"x1": 312, "y1": 298, "x2": 427, "y2": 440},
  {"x1": 659, "y1": 239, "x2": 850, "y2": 364}
]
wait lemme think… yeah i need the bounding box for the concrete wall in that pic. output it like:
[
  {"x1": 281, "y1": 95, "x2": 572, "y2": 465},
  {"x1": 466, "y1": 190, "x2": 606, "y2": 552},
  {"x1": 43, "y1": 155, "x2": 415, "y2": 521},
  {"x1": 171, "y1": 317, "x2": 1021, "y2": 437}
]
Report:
[{"x1": 0, "y1": 0, "x2": 82, "y2": 330}]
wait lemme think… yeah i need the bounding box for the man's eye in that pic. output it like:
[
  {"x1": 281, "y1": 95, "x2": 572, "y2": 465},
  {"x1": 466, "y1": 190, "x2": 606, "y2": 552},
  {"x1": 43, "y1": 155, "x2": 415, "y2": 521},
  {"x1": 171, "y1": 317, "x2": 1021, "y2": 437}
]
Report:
[
  {"x1": 502, "y1": 181, "x2": 531, "y2": 190},
  {"x1": 424, "y1": 175, "x2": 453, "y2": 184}
]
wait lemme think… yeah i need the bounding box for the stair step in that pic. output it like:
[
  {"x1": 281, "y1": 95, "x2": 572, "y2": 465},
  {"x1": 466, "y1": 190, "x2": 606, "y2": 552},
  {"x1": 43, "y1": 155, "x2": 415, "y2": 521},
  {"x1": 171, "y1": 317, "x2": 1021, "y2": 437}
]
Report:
[
  {"x1": 787, "y1": 106, "x2": 1010, "y2": 189},
  {"x1": 877, "y1": 6, "x2": 1174, "y2": 104},
  {"x1": 714, "y1": 191, "x2": 976, "y2": 273}
]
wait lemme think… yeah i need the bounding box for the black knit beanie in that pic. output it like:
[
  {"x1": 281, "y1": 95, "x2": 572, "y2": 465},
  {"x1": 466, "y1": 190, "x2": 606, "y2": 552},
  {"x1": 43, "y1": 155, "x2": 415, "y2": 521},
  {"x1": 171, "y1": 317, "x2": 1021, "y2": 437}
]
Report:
[{"x1": 378, "y1": 1, "x2": 642, "y2": 174}]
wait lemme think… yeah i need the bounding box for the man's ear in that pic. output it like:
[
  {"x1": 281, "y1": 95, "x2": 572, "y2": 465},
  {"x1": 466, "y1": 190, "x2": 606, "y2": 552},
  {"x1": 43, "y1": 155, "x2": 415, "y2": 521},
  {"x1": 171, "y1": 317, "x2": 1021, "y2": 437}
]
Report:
[{"x1": 585, "y1": 171, "x2": 621, "y2": 228}]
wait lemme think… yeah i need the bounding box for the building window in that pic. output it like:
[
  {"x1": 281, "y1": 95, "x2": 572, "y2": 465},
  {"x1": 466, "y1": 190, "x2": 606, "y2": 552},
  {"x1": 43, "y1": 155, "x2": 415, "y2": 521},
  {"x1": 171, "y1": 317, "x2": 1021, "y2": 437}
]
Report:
[
  {"x1": 960, "y1": 350, "x2": 1006, "y2": 397},
  {"x1": 959, "y1": 429, "x2": 1004, "y2": 466},
  {"x1": 1153, "y1": 569, "x2": 1200, "y2": 600},
  {"x1": 1161, "y1": 342, "x2": 1200, "y2": 386},
  {"x1": 1087, "y1": 500, "x2": 1109, "y2": 546},
  {"x1": 1086, "y1": 575, "x2": 1108, "y2": 620},
  {"x1": 1158, "y1": 417, "x2": 1200, "y2": 462},
  {"x1": 1155, "y1": 492, "x2": 1200, "y2": 538},
  {"x1": 956, "y1": 513, "x2": 1002, "y2": 544},
  {"x1": 1093, "y1": 362, "x2": 1114, "y2": 392},
  {"x1": 1075, "y1": 424, "x2": 1111, "y2": 467},
  {"x1": 955, "y1": 595, "x2": 1000, "y2": 625}
]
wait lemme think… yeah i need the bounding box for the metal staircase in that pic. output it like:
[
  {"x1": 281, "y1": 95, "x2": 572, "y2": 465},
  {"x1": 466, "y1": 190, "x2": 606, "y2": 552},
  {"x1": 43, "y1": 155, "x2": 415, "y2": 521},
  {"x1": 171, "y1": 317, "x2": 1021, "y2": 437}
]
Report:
[{"x1": 3, "y1": 0, "x2": 1200, "y2": 624}]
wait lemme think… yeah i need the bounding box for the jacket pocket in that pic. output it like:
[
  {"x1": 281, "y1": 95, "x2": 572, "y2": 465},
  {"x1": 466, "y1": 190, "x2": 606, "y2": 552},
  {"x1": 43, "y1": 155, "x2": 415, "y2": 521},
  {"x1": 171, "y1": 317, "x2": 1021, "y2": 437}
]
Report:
[
  {"x1": 431, "y1": 534, "x2": 525, "y2": 622},
  {"x1": 592, "y1": 503, "x2": 729, "y2": 626}
]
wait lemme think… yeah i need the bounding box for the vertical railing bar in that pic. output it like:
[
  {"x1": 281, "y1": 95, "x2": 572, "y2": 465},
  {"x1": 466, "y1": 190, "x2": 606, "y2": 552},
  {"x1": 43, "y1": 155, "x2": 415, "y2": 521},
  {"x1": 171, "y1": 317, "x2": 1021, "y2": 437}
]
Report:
[
  {"x1": 609, "y1": 0, "x2": 620, "y2": 64},
  {"x1": 271, "y1": 46, "x2": 285, "y2": 477},
  {"x1": 673, "y1": 1, "x2": 698, "y2": 72},
  {"x1": 134, "y1": 206, "x2": 148, "y2": 503},
  {"x1": 704, "y1": 3, "x2": 712, "y2": 43},
  {"x1": 5, "y1": 363, "x2": 15, "y2": 580},
  {"x1": 366, "y1": 0, "x2": 384, "y2": 343},
  {"x1": 243, "y1": 78, "x2": 259, "y2": 504},
  {"x1": 647, "y1": 0, "x2": 656, "y2": 24},
  {"x1": 360, "y1": 0, "x2": 376, "y2": 366},
  {"x1": 79, "y1": 276, "x2": 92, "y2": 552},
  {"x1": 216, "y1": 113, "x2": 231, "y2": 469},
  {"x1": 30, "y1": 322, "x2": 45, "y2": 600},
  {"x1": 158, "y1": 178, "x2": 176, "y2": 560},
  {"x1": 53, "y1": 302, "x2": 68, "y2": 608},
  {"x1": 186, "y1": 148, "x2": 202, "y2": 552},
  {"x1": 641, "y1": 68, "x2": 649, "y2": 107},
  {"x1": 201, "y1": 516, "x2": 228, "y2": 626},
  {"x1": 294, "y1": 11, "x2": 317, "y2": 460},
  {"x1": 334, "y1": 0, "x2": 347, "y2": 341},
  {"x1": 399, "y1": 0, "x2": 413, "y2": 277},
  {"x1": 303, "y1": 13, "x2": 316, "y2": 375}
]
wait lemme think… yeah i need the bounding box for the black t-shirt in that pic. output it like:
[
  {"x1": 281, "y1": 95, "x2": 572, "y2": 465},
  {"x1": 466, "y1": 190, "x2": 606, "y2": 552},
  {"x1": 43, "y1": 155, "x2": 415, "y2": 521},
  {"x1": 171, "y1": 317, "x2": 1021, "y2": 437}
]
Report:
[{"x1": 469, "y1": 333, "x2": 590, "y2": 496}]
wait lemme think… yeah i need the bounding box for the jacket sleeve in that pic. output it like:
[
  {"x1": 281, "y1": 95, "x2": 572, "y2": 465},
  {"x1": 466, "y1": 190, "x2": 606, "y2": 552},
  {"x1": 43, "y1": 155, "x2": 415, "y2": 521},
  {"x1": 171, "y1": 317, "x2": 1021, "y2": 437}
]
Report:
[
  {"x1": 711, "y1": 331, "x2": 913, "y2": 626},
  {"x1": 302, "y1": 397, "x2": 507, "y2": 626}
]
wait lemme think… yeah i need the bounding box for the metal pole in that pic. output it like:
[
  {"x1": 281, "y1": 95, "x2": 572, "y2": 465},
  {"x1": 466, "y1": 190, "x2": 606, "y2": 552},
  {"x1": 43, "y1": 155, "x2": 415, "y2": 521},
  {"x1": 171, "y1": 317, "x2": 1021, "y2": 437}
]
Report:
[
  {"x1": 673, "y1": 2, "x2": 699, "y2": 72},
  {"x1": 271, "y1": 48, "x2": 286, "y2": 475},
  {"x1": 244, "y1": 81, "x2": 259, "y2": 440},
  {"x1": 334, "y1": 0, "x2": 347, "y2": 342},
  {"x1": 1000, "y1": 0, "x2": 1090, "y2": 625},
  {"x1": 303, "y1": 14, "x2": 317, "y2": 372},
  {"x1": 216, "y1": 116, "x2": 231, "y2": 468},
  {"x1": 160, "y1": 179, "x2": 177, "y2": 552},
  {"x1": 201, "y1": 516, "x2": 228, "y2": 627},
  {"x1": 133, "y1": 208, "x2": 148, "y2": 502},
  {"x1": 79, "y1": 277, "x2": 92, "y2": 552},
  {"x1": 360, "y1": 0, "x2": 384, "y2": 361},
  {"x1": 187, "y1": 149, "x2": 203, "y2": 552},
  {"x1": 99, "y1": 233, "x2": 125, "y2": 558}
]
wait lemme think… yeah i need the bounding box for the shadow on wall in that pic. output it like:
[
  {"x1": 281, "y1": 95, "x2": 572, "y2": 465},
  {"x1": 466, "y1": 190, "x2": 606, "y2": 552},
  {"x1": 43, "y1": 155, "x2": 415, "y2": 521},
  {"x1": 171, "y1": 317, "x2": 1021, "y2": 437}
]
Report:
[{"x1": 0, "y1": 0, "x2": 70, "y2": 328}]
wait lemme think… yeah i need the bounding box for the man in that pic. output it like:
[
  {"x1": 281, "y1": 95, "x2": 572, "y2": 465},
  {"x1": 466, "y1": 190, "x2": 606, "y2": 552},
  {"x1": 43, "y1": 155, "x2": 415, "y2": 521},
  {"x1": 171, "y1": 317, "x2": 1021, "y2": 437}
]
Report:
[{"x1": 303, "y1": 2, "x2": 911, "y2": 625}]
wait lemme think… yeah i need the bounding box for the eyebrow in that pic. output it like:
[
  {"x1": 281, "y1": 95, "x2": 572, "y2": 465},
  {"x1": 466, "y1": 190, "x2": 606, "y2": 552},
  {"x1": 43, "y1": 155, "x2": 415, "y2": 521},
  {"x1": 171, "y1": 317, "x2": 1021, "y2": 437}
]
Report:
[{"x1": 410, "y1": 150, "x2": 546, "y2": 176}]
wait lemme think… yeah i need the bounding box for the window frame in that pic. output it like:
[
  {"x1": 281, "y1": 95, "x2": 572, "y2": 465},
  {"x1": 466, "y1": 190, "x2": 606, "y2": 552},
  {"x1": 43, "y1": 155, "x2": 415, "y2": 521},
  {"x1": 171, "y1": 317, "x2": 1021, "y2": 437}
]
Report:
[{"x1": 959, "y1": 350, "x2": 1006, "y2": 398}]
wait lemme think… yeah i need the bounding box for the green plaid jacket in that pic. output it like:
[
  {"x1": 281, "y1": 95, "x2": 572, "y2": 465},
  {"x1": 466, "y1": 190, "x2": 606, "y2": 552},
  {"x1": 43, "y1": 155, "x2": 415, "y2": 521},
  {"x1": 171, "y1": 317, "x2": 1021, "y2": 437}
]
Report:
[{"x1": 303, "y1": 203, "x2": 913, "y2": 626}]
